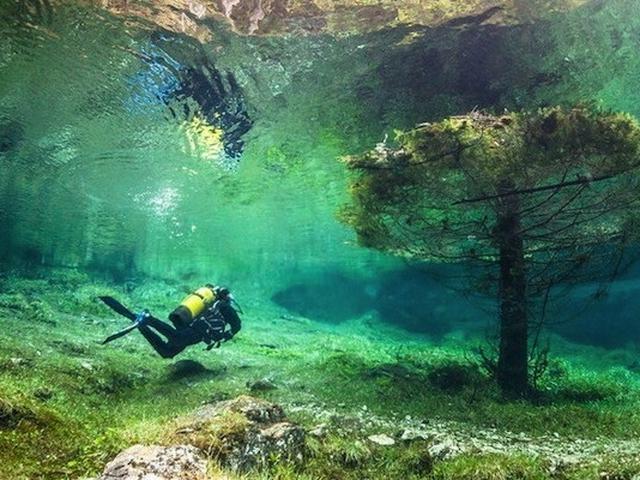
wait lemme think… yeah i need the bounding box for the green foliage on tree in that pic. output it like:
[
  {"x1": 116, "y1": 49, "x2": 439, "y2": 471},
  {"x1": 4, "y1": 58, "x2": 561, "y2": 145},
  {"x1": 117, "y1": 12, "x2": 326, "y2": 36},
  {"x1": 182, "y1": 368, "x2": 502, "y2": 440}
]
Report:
[{"x1": 341, "y1": 105, "x2": 640, "y2": 396}]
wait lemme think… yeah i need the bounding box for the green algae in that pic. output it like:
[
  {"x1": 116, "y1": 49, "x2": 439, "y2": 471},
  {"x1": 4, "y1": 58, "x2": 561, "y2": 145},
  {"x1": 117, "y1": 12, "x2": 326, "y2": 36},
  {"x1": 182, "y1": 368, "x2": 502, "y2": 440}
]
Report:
[
  {"x1": 2, "y1": 1, "x2": 640, "y2": 479},
  {"x1": 0, "y1": 270, "x2": 639, "y2": 479}
]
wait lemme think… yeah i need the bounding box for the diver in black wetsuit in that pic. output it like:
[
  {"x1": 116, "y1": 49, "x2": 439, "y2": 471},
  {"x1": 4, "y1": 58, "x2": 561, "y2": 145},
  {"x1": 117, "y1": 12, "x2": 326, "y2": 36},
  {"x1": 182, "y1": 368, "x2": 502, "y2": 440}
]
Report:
[
  {"x1": 138, "y1": 288, "x2": 242, "y2": 358},
  {"x1": 99, "y1": 286, "x2": 241, "y2": 358}
]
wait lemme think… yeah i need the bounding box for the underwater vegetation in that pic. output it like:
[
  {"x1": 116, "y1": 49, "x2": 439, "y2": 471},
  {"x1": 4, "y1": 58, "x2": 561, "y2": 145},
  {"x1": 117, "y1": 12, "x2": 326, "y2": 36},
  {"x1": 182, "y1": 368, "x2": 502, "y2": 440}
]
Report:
[
  {"x1": 3, "y1": 0, "x2": 640, "y2": 478},
  {"x1": 0, "y1": 270, "x2": 640, "y2": 479},
  {"x1": 342, "y1": 105, "x2": 640, "y2": 396}
]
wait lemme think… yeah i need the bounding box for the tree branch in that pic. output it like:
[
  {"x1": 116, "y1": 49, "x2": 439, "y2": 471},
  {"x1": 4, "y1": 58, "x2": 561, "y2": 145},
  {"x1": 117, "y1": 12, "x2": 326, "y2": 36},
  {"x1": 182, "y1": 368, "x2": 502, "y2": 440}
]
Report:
[{"x1": 452, "y1": 172, "x2": 621, "y2": 206}]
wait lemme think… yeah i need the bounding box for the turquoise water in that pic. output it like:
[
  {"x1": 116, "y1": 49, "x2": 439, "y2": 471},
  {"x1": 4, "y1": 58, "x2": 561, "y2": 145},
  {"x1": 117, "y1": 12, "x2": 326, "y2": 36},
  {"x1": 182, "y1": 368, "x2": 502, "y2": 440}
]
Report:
[
  {"x1": 3, "y1": 1, "x2": 640, "y2": 478},
  {"x1": 2, "y1": 0, "x2": 640, "y2": 342},
  {"x1": 3, "y1": 1, "x2": 640, "y2": 343}
]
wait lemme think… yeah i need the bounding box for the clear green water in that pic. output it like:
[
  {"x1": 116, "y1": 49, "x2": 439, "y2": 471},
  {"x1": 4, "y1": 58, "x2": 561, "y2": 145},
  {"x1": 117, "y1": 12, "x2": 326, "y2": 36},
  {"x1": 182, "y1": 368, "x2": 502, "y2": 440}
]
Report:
[
  {"x1": 2, "y1": 0, "x2": 640, "y2": 341},
  {"x1": 2, "y1": 1, "x2": 640, "y2": 478}
]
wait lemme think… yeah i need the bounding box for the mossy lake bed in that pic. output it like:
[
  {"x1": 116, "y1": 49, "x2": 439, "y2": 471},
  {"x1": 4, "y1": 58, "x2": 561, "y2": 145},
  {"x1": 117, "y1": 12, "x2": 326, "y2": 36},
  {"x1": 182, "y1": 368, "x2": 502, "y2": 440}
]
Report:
[
  {"x1": 5, "y1": 1, "x2": 640, "y2": 479},
  {"x1": 1, "y1": 269, "x2": 640, "y2": 480}
]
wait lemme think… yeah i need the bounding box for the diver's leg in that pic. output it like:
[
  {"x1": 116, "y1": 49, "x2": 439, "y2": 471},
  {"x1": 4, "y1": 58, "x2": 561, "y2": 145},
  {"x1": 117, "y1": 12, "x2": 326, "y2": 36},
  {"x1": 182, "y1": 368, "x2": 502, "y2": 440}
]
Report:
[
  {"x1": 145, "y1": 316, "x2": 179, "y2": 340},
  {"x1": 138, "y1": 326, "x2": 180, "y2": 358},
  {"x1": 139, "y1": 319, "x2": 199, "y2": 358}
]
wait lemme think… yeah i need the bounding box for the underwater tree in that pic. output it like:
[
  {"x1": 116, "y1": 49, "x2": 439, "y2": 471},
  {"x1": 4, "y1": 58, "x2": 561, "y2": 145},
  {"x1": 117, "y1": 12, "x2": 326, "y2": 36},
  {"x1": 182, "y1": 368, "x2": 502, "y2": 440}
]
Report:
[{"x1": 341, "y1": 106, "x2": 640, "y2": 396}]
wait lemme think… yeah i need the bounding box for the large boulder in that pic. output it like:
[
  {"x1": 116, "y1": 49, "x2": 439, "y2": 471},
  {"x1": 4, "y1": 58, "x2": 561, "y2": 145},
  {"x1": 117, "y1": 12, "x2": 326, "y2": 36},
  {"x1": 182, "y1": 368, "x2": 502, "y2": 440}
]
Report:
[
  {"x1": 99, "y1": 444, "x2": 207, "y2": 480},
  {"x1": 172, "y1": 395, "x2": 305, "y2": 472}
]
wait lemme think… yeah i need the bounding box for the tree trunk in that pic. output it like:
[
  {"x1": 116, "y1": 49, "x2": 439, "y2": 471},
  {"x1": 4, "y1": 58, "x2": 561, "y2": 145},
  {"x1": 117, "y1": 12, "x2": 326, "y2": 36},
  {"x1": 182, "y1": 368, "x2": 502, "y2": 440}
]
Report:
[{"x1": 496, "y1": 186, "x2": 528, "y2": 397}]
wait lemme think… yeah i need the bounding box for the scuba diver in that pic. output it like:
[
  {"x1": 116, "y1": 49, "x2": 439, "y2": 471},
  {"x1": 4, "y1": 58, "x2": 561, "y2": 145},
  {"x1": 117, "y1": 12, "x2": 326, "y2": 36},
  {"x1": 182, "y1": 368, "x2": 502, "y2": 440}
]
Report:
[{"x1": 99, "y1": 285, "x2": 242, "y2": 358}]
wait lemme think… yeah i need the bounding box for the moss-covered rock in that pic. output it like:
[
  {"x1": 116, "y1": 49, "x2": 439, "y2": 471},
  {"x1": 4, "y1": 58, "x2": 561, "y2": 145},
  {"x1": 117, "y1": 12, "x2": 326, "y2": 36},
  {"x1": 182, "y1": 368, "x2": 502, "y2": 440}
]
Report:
[
  {"x1": 0, "y1": 395, "x2": 37, "y2": 428},
  {"x1": 99, "y1": 444, "x2": 208, "y2": 480},
  {"x1": 171, "y1": 395, "x2": 306, "y2": 472},
  {"x1": 0, "y1": 293, "x2": 56, "y2": 325}
]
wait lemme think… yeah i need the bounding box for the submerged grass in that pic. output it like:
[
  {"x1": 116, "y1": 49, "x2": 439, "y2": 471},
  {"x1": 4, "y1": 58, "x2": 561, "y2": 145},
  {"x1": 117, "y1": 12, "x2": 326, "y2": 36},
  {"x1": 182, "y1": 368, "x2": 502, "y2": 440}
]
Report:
[
  {"x1": 0, "y1": 269, "x2": 639, "y2": 479},
  {"x1": 430, "y1": 454, "x2": 550, "y2": 480}
]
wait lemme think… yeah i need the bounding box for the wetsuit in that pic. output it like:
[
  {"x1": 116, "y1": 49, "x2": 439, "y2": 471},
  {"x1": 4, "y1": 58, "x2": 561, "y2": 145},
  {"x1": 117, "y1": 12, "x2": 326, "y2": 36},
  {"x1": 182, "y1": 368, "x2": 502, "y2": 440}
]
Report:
[{"x1": 139, "y1": 299, "x2": 241, "y2": 359}]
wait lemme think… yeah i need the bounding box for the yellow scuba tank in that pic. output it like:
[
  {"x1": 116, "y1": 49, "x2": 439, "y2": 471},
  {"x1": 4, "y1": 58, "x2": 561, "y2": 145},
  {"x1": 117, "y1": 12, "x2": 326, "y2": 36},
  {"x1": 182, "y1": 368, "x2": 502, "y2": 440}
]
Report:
[{"x1": 169, "y1": 285, "x2": 216, "y2": 328}]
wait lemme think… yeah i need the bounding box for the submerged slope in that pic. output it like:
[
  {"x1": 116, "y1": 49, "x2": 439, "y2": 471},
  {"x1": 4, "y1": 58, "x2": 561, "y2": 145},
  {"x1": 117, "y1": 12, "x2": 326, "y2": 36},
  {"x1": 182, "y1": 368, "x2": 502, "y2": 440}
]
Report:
[{"x1": 1, "y1": 271, "x2": 640, "y2": 479}]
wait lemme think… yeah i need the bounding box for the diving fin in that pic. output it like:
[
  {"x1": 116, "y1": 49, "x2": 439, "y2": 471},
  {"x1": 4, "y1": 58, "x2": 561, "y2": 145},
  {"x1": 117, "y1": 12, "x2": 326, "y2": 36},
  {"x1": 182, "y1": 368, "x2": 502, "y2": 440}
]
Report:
[
  {"x1": 101, "y1": 323, "x2": 140, "y2": 344},
  {"x1": 98, "y1": 296, "x2": 137, "y2": 321},
  {"x1": 101, "y1": 309, "x2": 150, "y2": 345}
]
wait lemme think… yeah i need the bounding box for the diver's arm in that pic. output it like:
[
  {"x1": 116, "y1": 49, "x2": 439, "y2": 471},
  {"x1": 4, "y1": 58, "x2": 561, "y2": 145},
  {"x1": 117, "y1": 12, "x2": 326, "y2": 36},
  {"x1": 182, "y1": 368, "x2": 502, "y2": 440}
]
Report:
[
  {"x1": 199, "y1": 321, "x2": 222, "y2": 350},
  {"x1": 219, "y1": 302, "x2": 241, "y2": 337}
]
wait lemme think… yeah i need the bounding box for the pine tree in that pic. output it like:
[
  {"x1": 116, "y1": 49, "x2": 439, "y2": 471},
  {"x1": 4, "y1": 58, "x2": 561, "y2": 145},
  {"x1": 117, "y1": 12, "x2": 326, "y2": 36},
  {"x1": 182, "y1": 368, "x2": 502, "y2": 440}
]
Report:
[{"x1": 341, "y1": 106, "x2": 640, "y2": 396}]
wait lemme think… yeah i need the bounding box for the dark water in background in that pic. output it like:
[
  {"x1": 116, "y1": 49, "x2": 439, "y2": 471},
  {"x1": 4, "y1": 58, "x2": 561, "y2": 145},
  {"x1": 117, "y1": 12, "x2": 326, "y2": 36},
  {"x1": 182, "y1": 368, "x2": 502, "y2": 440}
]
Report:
[{"x1": 2, "y1": 0, "x2": 640, "y2": 350}]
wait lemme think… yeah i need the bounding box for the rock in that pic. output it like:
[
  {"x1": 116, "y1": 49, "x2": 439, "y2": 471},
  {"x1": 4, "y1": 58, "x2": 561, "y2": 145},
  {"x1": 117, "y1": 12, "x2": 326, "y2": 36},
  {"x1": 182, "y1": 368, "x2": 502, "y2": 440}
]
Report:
[
  {"x1": 309, "y1": 423, "x2": 328, "y2": 438},
  {"x1": 429, "y1": 440, "x2": 460, "y2": 460},
  {"x1": 33, "y1": 388, "x2": 54, "y2": 401},
  {"x1": 1, "y1": 356, "x2": 35, "y2": 371},
  {"x1": 191, "y1": 395, "x2": 285, "y2": 424},
  {"x1": 208, "y1": 391, "x2": 231, "y2": 403},
  {"x1": 242, "y1": 424, "x2": 302, "y2": 468},
  {"x1": 99, "y1": 444, "x2": 207, "y2": 480},
  {"x1": 400, "y1": 429, "x2": 431, "y2": 442},
  {"x1": 167, "y1": 359, "x2": 220, "y2": 380},
  {"x1": 80, "y1": 361, "x2": 94, "y2": 371},
  {"x1": 10, "y1": 357, "x2": 26, "y2": 367},
  {"x1": 548, "y1": 456, "x2": 582, "y2": 476},
  {"x1": 246, "y1": 378, "x2": 277, "y2": 392},
  {"x1": 172, "y1": 395, "x2": 306, "y2": 472},
  {"x1": 368, "y1": 434, "x2": 395, "y2": 446}
]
